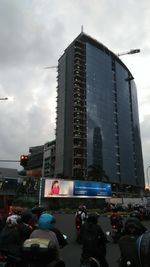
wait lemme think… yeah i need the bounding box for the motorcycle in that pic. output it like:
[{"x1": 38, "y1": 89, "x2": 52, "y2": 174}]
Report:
[
  {"x1": 0, "y1": 253, "x2": 6, "y2": 267},
  {"x1": 118, "y1": 258, "x2": 136, "y2": 267},
  {"x1": 0, "y1": 252, "x2": 21, "y2": 267},
  {"x1": 111, "y1": 224, "x2": 122, "y2": 243},
  {"x1": 80, "y1": 257, "x2": 100, "y2": 267},
  {"x1": 75, "y1": 220, "x2": 82, "y2": 243},
  {"x1": 22, "y1": 236, "x2": 67, "y2": 267}
]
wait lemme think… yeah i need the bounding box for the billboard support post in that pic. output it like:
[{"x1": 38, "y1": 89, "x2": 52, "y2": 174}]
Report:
[{"x1": 38, "y1": 177, "x2": 43, "y2": 206}]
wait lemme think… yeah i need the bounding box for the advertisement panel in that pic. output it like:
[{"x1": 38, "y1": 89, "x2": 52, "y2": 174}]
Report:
[
  {"x1": 44, "y1": 179, "x2": 74, "y2": 197},
  {"x1": 73, "y1": 180, "x2": 112, "y2": 197},
  {"x1": 44, "y1": 178, "x2": 112, "y2": 198}
]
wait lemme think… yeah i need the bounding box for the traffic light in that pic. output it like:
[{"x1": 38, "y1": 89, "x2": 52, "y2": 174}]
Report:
[{"x1": 20, "y1": 155, "x2": 29, "y2": 167}]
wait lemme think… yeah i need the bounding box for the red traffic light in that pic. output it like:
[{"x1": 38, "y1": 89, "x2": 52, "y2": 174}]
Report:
[{"x1": 20, "y1": 155, "x2": 29, "y2": 167}]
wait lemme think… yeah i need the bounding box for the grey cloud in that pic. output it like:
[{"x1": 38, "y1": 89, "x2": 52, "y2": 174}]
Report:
[
  {"x1": 0, "y1": 1, "x2": 66, "y2": 68},
  {"x1": 0, "y1": 0, "x2": 150, "y2": 174}
]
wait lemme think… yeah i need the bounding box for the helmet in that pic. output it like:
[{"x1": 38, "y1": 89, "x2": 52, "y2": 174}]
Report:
[
  {"x1": 82, "y1": 205, "x2": 87, "y2": 211},
  {"x1": 87, "y1": 213, "x2": 99, "y2": 224},
  {"x1": 38, "y1": 213, "x2": 55, "y2": 230},
  {"x1": 21, "y1": 210, "x2": 34, "y2": 224},
  {"x1": 78, "y1": 204, "x2": 86, "y2": 211},
  {"x1": 129, "y1": 210, "x2": 141, "y2": 220},
  {"x1": 112, "y1": 207, "x2": 118, "y2": 212},
  {"x1": 78, "y1": 205, "x2": 82, "y2": 211},
  {"x1": 124, "y1": 217, "x2": 146, "y2": 235},
  {"x1": 6, "y1": 215, "x2": 20, "y2": 227}
]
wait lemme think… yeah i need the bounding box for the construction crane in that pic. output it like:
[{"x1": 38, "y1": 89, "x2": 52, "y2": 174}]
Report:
[
  {"x1": 0, "y1": 97, "x2": 14, "y2": 101},
  {"x1": 0, "y1": 97, "x2": 8, "y2": 101},
  {"x1": 44, "y1": 66, "x2": 57, "y2": 69},
  {"x1": 117, "y1": 49, "x2": 140, "y2": 57}
]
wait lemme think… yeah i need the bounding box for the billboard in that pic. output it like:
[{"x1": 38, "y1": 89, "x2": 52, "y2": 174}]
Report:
[{"x1": 44, "y1": 179, "x2": 112, "y2": 198}]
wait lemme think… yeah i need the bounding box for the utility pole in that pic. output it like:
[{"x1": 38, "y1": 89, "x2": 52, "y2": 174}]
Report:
[{"x1": 146, "y1": 166, "x2": 150, "y2": 190}]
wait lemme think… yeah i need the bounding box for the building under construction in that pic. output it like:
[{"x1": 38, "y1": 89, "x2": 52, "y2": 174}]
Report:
[{"x1": 54, "y1": 32, "x2": 145, "y2": 196}]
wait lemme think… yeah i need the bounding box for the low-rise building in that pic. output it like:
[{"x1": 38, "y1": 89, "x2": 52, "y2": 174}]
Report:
[{"x1": 42, "y1": 140, "x2": 55, "y2": 177}]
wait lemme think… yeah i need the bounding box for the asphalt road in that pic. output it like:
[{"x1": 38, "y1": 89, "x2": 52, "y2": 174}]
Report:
[{"x1": 54, "y1": 213, "x2": 150, "y2": 267}]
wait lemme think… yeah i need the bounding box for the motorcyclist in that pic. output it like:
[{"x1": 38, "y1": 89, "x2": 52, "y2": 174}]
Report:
[
  {"x1": 79, "y1": 212, "x2": 109, "y2": 267},
  {"x1": 138, "y1": 229, "x2": 150, "y2": 267},
  {"x1": 118, "y1": 217, "x2": 147, "y2": 267},
  {"x1": 31, "y1": 202, "x2": 46, "y2": 219},
  {"x1": 39, "y1": 211, "x2": 67, "y2": 248},
  {"x1": 28, "y1": 212, "x2": 66, "y2": 266},
  {"x1": 129, "y1": 209, "x2": 142, "y2": 221},
  {"x1": 75, "y1": 205, "x2": 88, "y2": 228},
  {"x1": 0, "y1": 214, "x2": 22, "y2": 266},
  {"x1": 0, "y1": 214, "x2": 5, "y2": 232},
  {"x1": 75, "y1": 205, "x2": 88, "y2": 243},
  {"x1": 110, "y1": 207, "x2": 123, "y2": 233},
  {"x1": 18, "y1": 210, "x2": 35, "y2": 243}
]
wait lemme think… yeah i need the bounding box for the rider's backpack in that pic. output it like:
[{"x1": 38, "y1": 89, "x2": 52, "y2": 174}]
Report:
[
  {"x1": 137, "y1": 230, "x2": 150, "y2": 267},
  {"x1": 118, "y1": 235, "x2": 141, "y2": 267},
  {"x1": 82, "y1": 224, "x2": 102, "y2": 255}
]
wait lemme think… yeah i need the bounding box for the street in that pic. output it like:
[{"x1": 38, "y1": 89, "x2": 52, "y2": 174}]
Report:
[{"x1": 54, "y1": 213, "x2": 150, "y2": 267}]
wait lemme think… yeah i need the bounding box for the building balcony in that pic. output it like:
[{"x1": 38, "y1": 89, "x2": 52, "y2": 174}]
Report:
[
  {"x1": 74, "y1": 63, "x2": 85, "y2": 71},
  {"x1": 74, "y1": 78, "x2": 86, "y2": 85},
  {"x1": 74, "y1": 55, "x2": 85, "y2": 63},
  {"x1": 74, "y1": 102, "x2": 86, "y2": 108},
  {"x1": 73, "y1": 143, "x2": 86, "y2": 149},
  {"x1": 74, "y1": 91, "x2": 85, "y2": 99},
  {"x1": 73, "y1": 154, "x2": 87, "y2": 160},
  {"x1": 74, "y1": 44, "x2": 85, "y2": 51},
  {"x1": 73, "y1": 135, "x2": 86, "y2": 141},
  {"x1": 74, "y1": 125, "x2": 86, "y2": 131},
  {"x1": 74, "y1": 119, "x2": 86, "y2": 126},
  {"x1": 74, "y1": 73, "x2": 86, "y2": 80},
  {"x1": 74, "y1": 88, "x2": 86, "y2": 96},
  {"x1": 73, "y1": 164, "x2": 83, "y2": 169},
  {"x1": 75, "y1": 120, "x2": 86, "y2": 126}
]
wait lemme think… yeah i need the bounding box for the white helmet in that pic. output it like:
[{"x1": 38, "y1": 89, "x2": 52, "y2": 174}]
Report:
[{"x1": 6, "y1": 215, "x2": 20, "y2": 227}]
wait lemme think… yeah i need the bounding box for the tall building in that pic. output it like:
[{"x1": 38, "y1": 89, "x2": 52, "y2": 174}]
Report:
[{"x1": 55, "y1": 32, "x2": 145, "y2": 194}]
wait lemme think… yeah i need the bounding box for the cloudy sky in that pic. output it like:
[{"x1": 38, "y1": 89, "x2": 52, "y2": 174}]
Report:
[{"x1": 0, "y1": 0, "x2": 150, "y2": 183}]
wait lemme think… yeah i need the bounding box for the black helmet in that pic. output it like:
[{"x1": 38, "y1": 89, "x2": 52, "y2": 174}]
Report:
[
  {"x1": 21, "y1": 210, "x2": 33, "y2": 224},
  {"x1": 112, "y1": 207, "x2": 118, "y2": 212},
  {"x1": 129, "y1": 210, "x2": 141, "y2": 220},
  {"x1": 124, "y1": 217, "x2": 146, "y2": 235},
  {"x1": 87, "y1": 213, "x2": 99, "y2": 224}
]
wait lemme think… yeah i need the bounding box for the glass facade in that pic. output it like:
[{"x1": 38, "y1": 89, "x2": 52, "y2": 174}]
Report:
[{"x1": 86, "y1": 43, "x2": 117, "y2": 183}]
